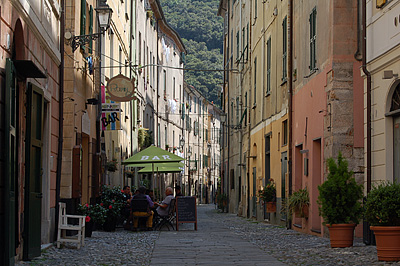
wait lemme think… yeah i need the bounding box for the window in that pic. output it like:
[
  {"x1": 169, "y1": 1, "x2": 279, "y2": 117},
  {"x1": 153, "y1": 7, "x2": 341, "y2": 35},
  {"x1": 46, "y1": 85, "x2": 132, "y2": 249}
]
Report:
[
  {"x1": 157, "y1": 123, "x2": 161, "y2": 147},
  {"x1": 173, "y1": 77, "x2": 176, "y2": 99},
  {"x1": 150, "y1": 52, "x2": 152, "y2": 85},
  {"x1": 282, "y1": 120, "x2": 288, "y2": 146},
  {"x1": 236, "y1": 31, "x2": 240, "y2": 60},
  {"x1": 231, "y1": 101, "x2": 234, "y2": 122},
  {"x1": 265, "y1": 134, "x2": 271, "y2": 182},
  {"x1": 231, "y1": 30, "x2": 233, "y2": 68},
  {"x1": 163, "y1": 70, "x2": 166, "y2": 98},
  {"x1": 309, "y1": 8, "x2": 317, "y2": 70},
  {"x1": 236, "y1": 97, "x2": 239, "y2": 124},
  {"x1": 254, "y1": 58, "x2": 257, "y2": 105},
  {"x1": 267, "y1": 37, "x2": 271, "y2": 94},
  {"x1": 247, "y1": 23, "x2": 249, "y2": 60},
  {"x1": 254, "y1": 0, "x2": 257, "y2": 19},
  {"x1": 244, "y1": 92, "x2": 248, "y2": 125},
  {"x1": 282, "y1": 16, "x2": 287, "y2": 81},
  {"x1": 165, "y1": 126, "x2": 167, "y2": 149},
  {"x1": 138, "y1": 32, "x2": 141, "y2": 66}
]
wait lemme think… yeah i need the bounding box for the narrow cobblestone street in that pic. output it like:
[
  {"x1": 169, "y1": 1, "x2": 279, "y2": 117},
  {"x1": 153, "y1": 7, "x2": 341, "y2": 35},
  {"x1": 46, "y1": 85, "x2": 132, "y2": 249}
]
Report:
[{"x1": 21, "y1": 205, "x2": 400, "y2": 266}]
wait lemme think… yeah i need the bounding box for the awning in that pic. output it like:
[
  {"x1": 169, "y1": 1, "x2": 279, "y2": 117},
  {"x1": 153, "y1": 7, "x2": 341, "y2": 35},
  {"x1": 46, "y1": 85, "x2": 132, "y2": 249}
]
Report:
[{"x1": 13, "y1": 60, "x2": 47, "y2": 79}]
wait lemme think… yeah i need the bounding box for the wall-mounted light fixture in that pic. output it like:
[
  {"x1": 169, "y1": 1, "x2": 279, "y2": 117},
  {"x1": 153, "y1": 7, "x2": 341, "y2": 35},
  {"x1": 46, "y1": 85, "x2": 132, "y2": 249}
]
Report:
[{"x1": 66, "y1": 2, "x2": 112, "y2": 52}]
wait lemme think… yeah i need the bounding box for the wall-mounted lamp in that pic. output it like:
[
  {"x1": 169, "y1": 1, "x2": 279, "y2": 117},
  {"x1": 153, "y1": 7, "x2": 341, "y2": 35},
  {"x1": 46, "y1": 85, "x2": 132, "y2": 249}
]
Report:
[
  {"x1": 64, "y1": 97, "x2": 75, "y2": 102},
  {"x1": 66, "y1": 3, "x2": 113, "y2": 52},
  {"x1": 85, "y1": 98, "x2": 99, "y2": 108}
]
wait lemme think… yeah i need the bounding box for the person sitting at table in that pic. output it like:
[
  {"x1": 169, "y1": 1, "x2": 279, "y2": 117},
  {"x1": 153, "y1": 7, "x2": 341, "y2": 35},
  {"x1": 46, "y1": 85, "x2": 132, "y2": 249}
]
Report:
[
  {"x1": 175, "y1": 185, "x2": 183, "y2": 197},
  {"x1": 154, "y1": 187, "x2": 174, "y2": 217},
  {"x1": 122, "y1": 186, "x2": 132, "y2": 229},
  {"x1": 131, "y1": 186, "x2": 154, "y2": 230}
]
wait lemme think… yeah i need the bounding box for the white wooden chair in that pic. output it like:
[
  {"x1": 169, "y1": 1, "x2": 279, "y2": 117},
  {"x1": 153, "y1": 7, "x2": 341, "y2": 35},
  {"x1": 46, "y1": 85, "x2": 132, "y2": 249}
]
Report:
[{"x1": 57, "y1": 202, "x2": 86, "y2": 249}]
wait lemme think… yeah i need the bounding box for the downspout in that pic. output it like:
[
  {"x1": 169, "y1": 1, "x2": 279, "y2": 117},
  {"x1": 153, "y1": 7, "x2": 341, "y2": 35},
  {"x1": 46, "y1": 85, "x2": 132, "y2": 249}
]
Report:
[
  {"x1": 54, "y1": 0, "x2": 65, "y2": 241},
  {"x1": 362, "y1": 0, "x2": 371, "y2": 193},
  {"x1": 226, "y1": 1, "x2": 230, "y2": 212},
  {"x1": 287, "y1": 0, "x2": 293, "y2": 229}
]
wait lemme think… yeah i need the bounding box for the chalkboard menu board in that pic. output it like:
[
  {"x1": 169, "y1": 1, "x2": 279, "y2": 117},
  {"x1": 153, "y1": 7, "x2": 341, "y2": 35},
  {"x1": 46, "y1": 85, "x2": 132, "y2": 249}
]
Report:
[{"x1": 176, "y1": 196, "x2": 197, "y2": 230}]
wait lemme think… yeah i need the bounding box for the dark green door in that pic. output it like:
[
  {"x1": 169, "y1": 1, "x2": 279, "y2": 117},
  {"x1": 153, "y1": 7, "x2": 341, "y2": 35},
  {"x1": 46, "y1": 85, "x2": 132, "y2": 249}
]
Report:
[
  {"x1": 5, "y1": 59, "x2": 17, "y2": 266},
  {"x1": 23, "y1": 83, "x2": 44, "y2": 260}
]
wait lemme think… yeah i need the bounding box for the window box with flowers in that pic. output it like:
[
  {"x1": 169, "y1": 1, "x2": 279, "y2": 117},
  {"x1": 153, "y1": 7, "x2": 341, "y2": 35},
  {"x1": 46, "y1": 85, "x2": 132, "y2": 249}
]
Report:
[
  {"x1": 258, "y1": 179, "x2": 276, "y2": 213},
  {"x1": 105, "y1": 159, "x2": 118, "y2": 172}
]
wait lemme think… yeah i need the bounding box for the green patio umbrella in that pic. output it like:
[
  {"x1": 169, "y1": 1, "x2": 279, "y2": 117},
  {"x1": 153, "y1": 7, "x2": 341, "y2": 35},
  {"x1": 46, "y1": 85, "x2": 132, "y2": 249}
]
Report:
[{"x1": 122, "y1": 145, "x2": 184, "y2": 191}]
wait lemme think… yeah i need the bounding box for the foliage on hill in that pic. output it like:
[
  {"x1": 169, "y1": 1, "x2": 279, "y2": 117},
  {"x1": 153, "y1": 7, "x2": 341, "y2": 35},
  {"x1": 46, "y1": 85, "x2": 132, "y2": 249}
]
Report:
[{"x1": 161, "y1": 0, "x2": 223, "y2": 107}]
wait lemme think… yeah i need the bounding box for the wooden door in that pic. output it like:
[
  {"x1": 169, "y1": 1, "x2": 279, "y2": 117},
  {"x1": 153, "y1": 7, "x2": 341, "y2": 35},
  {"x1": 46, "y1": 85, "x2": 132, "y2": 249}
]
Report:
[{"x1": 23, "y1": 83, "x2": 44, "y2": 260}]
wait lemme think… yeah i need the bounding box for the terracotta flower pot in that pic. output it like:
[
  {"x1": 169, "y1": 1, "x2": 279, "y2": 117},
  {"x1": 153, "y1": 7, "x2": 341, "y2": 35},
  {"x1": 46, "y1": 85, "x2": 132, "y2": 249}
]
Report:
[
  {"x1": 266, "y1": 202, "x2": 276, "y2": 213},
  {"x1": 327, "y1": 223, "x2": 356, "y2": 248},
  {"x1": 370, "y1": 226, "x2": 400, "y2": 261},
  {"x1": 295, "y1": 205, "x2": 309, "y2": 218}
]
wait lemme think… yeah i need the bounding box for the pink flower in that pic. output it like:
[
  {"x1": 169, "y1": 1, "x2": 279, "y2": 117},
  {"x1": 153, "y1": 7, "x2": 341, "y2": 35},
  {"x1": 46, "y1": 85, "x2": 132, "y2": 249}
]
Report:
[
  {"x1": 100, "y1": 203, "x2": 104, "y2": 206},
  {"x1": 85, "y1": 216, "x2": 91, "y2": 223},
  {"x1": 85, "y1": 203, "x2": 89, "y2": 207},
  {"x1": 112, "y1": 199, "x2": 115, "y2": 203},
  {"x1": 121, "y1": 189, "x2": 124, "y2": 193},
  {"x1": 109, "y1": 205, "x2": 112, "y2": 209}
]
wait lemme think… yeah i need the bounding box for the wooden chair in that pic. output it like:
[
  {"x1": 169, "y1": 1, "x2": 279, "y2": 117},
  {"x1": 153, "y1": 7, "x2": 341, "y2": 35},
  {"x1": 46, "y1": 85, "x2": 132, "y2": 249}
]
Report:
[
  {"x1": 57, "y1": 202, "x2": 86, "y2": 249},
  {"x1": 155, "y1": 198, "x2": 176, "y2": 231}
]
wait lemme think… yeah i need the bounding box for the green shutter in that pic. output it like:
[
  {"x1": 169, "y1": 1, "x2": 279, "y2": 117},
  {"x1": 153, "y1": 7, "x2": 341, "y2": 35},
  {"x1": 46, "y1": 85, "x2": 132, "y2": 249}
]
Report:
[
  {"x1": 267, "y1": 38, "x2": 271, "y2": 93},
  {"x1": 80, "y1": 0, "x2": 86, "y2": 50},
  {"x1": 282, "y1": 17, "x2": 287, "y2": 81},
  {"x1": 89, "y1": 6, "x2": 93, "y2": 53}
]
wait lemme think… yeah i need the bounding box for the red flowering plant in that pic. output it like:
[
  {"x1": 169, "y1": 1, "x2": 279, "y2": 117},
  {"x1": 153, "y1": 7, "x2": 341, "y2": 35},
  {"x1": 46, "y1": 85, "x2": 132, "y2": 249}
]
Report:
[
  {"x1": 77, "y1": 203, "x2": 107, "y2": 225},
  {"x1": 100, "y1": 185, "x2": 126, "y2": 224},
  {"x1": 258, "y1": 179, "x2": 276, "y2": 203}
]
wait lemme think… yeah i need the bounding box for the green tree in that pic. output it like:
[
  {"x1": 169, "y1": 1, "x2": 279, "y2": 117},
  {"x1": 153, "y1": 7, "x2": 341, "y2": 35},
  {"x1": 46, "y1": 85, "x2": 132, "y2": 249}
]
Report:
[{"x1": 161, "y1": 0, "x2": 223, "y2": 107}]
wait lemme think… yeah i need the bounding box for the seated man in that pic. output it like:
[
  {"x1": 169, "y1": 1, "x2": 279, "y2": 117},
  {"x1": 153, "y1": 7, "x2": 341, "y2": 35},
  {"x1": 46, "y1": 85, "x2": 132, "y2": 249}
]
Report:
[
  {"x1": 131, "y1": 186, "x2": 154, "y2": 230},
  {"x1": 154, "y1": 187, "x2": 174, "y2": 217}
]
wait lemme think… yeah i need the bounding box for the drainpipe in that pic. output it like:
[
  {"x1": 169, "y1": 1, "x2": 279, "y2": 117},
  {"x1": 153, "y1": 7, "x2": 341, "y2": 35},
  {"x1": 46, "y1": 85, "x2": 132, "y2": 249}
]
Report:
[
  {"x1": 362, "y1": 0, "x2": 371, "y2": 193},
  {"x1": 54, "y1": 0, "x2": 65, "y2": 241},
  {"x1": 287, "y1": 0, "x2": 293, "y2": 229}
]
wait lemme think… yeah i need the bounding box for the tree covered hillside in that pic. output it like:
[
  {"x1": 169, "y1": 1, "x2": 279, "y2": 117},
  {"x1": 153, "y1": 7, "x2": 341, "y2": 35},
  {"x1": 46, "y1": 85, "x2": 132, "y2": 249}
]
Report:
[{"x1": 160, "y1": 0, "x2": 223, "y2": 107}]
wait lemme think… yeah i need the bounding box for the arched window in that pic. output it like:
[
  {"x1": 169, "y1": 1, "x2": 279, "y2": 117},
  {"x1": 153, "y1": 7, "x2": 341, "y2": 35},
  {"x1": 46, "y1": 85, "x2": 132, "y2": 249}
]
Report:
[{"x1": 390, "y1": 83, "x2": 400, "y2": 112}]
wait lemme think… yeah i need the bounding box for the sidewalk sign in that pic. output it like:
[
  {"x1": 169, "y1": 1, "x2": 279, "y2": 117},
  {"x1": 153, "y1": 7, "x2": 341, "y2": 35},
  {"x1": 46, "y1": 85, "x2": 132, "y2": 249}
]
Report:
[{"x1": 176, "y1": 196, "x2": 197, "y2": 230}]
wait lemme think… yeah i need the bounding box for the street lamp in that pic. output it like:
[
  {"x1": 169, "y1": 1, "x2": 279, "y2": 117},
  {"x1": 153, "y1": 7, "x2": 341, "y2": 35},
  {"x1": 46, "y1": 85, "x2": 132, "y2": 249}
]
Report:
[{"x1": 70, "y1": 3, "x2": 112, "y2": 52}]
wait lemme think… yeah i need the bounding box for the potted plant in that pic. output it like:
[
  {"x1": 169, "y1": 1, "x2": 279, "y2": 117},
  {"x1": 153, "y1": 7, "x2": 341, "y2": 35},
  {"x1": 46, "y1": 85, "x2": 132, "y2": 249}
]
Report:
[
  {"x1": 105, "y1": 159, "x2": 118, "y2": 172},
  {"x1": 288, "y1": 187, "x2": 310, "y2": 218},
  {"x1": 317, "y1": 153, "x2": 363, "y2": 248},
  {"x1": 364, "y1": 182, "x2": 400, "y2": 261},
  {"x1": 100, "y1": 185, "x2": 126, "y2": 231},
  {"x1": 258, "y1": 179, "x2": 276, "y2": 213},
  {"x1": 77, "y1": 203, "x2": 106, "y2": 237}
]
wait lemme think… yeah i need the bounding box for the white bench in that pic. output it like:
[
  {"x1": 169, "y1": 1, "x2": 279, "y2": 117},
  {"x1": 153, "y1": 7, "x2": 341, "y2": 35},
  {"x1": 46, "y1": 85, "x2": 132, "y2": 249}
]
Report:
[{"x1": 57, "y1": 202, "x2": 86, "y2": 249}]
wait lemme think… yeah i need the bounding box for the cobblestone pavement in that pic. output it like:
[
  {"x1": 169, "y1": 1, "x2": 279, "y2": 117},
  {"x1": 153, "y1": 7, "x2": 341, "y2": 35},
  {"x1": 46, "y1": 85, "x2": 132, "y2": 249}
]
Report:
[{"x1": 18, "y1": 204, "x2": 400, "y2": 266}]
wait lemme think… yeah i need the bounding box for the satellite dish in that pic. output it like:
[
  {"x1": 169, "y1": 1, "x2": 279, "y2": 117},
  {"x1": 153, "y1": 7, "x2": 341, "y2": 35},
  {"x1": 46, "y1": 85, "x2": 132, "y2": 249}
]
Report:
[{"x1": 64, "y1": 31, "x2": 72, "y2": 40}]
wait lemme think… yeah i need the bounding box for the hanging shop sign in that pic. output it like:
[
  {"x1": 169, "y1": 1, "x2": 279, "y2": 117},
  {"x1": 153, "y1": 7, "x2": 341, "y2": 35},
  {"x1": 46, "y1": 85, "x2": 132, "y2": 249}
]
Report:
[
  {"x1": 106, "y1": 74, "x2": 136, "y2": 102},
  {"x1": 101, "y1": 85, "x2": 122, "y2": 131}
]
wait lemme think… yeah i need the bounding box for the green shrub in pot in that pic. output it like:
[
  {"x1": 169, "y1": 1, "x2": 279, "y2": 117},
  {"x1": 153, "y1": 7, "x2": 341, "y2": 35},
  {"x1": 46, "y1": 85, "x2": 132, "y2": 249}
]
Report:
[{"x1": 317, "y1": 153, "x2": 363, "y2": 225}]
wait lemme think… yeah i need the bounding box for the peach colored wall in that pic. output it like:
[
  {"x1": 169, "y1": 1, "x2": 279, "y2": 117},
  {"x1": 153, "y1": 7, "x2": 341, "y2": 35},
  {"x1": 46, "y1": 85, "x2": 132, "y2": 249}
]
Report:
[{"x1": 292, "y1": 65, "x2": 328, "y2": 235}]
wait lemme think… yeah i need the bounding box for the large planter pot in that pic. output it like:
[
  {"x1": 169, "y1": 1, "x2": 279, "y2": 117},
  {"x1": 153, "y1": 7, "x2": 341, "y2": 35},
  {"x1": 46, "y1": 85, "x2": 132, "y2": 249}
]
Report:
[
  {"x1": 103, "y1": 220, "x2": 116, "y2": 232},
  {"x1": 370, "y1": 226, "x2": 400, "y2": 261},
  {"x1": 85, "y1": 221, "x2": 93, "y2": 237},
  {"x1": 327, "y1": 223, "x2": 356, "y2": 248},
  {"x1": 266, "y1": 202, "x2": 276, "y2": 213},
  {"x1": 295, "y1": 205, "x2": 309, "y2": 219}
]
